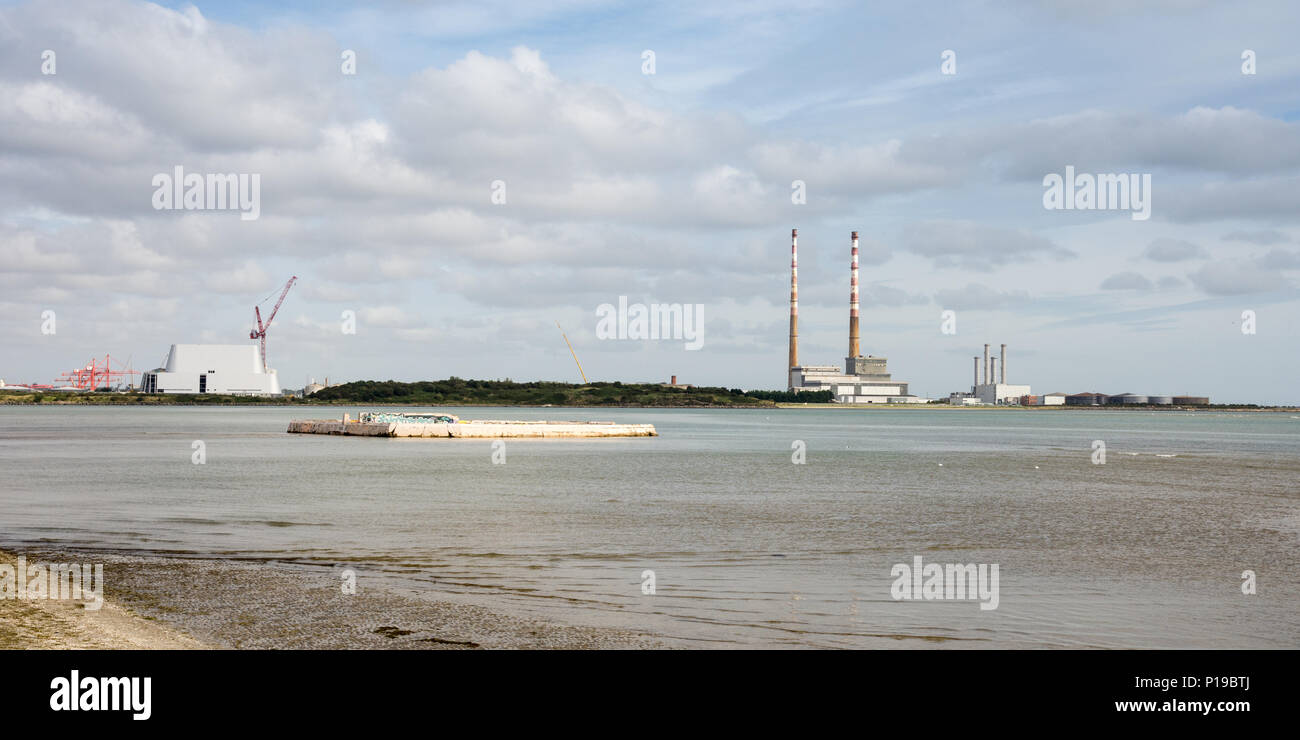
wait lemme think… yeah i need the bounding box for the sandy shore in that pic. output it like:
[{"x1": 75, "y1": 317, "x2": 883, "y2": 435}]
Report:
[
  {"x1": 0, "y1": 550, "x2": 205, "y2": 649},
  {"x1": 1, "y1": 549, "x2": 663, "y2": 650}
]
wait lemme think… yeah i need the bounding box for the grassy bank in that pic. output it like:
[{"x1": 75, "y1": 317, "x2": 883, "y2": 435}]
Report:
[
  {"x1": 0, "y1": 390, "x2": 310, "y2": 406},
  {"x1": 0, "y1": 378, "x2": 830, "y2": 408},
  {"x1": 309, "y1": 379, "x2": 785, "y2": 407},
  {"x1": 3, "y1": 384, "x2": 1286, "y2": 410}
]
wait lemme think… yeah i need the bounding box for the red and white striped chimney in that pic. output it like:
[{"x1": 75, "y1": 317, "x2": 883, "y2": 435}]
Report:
[
  {"x1": 848, "y1": 231, "x2": 860, "y2": 359},
  {"x1": 788, "y1": 229, "x2": 799, "y2": 390}
]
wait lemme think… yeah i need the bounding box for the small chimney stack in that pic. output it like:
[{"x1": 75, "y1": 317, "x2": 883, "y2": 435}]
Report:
[
  {"x1": 973, "y1": 356, "x2": 979, "y2": 392},
  {"x1": 983, "y1": 344, "x2": 990, "y2": 386},
  {"x1": 671, "y1": 375, "x2": 677, "y2": 386},
  {"x1": 1000, "y1": 343, "x2": 1007, "y2": 384}
]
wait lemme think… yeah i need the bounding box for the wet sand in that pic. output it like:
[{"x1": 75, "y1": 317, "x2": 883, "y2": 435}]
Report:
[
  {"x1": 1, "y1": 549, "x2": 664, "y2": 650},
  {"x1": 0, "y1": 550, "x2": 204, "y2": 649}
]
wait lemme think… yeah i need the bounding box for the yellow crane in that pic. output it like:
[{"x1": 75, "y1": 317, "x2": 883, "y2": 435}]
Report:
[{"x1": 556, "y1": 321, "x2": 587, "y2": 383}]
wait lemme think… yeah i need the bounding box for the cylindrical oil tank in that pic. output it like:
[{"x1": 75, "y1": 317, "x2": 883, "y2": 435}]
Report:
[
  {"x1": 1118, "y1": 394, "x2": 1149, "y2": 405},
  {"x1": 1148, "y1": 395, "x2": 1173, "y2": 405},
  {"x1": 1066, "y1": 392, "x2": 1105, "y2": 406},
  {"x1": 1173, "y1": 396, "x2": 1209, "y2": 405}
]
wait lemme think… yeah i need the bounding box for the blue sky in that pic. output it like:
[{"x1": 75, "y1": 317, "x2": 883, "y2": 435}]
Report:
[{"x1": 2, "y1": 0, "x2": 1298, "y2": 402}]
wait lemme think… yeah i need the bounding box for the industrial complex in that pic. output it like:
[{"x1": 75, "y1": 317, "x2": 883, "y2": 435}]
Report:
[
  {"x1": 948, "y1": 343, "x2": 1031, "y2": 405},
  {"x1": 774, "y1": 227, "x2": 1211, "y2": 407},
  {"x1": 0, "y1": 241, "x2": 1222, "y2": 405},
  {"x1": 1, "y1": 276, "x2": 301, "y2": 397},
  {"x1": 942, "y1": 342, "x2": 1210, "y2": 406},
  {"x1": 138, "y1": 276, "x2": 298, "y2": 396},
  {"x1": 786, "y1": 229, "x2": 919, "y2": 403}
]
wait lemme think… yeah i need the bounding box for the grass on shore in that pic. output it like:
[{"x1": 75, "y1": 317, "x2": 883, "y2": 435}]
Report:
[
  {"x1": 1, "y1": 382, "x2": 1284, "y2": 410},
  {"x1": 0, "y1": 379, "x2": 834, "y2": 408}
]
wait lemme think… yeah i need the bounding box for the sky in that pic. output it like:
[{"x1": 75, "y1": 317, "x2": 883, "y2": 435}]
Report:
[{"x1": 1, "y1": 0, "x2": 1298, "y2": 403}]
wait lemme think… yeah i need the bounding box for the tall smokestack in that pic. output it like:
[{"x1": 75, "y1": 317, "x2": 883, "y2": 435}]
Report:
[
  {"x1": 973, "y1": 356, "x2": 979, "y2": 391},
  {"x1": 1000, "y1": 343, "x2": 1007, "y2": 384},
  {"x1": 848, "y1": 231, "x2": 860, "y2": 360},
  {"x1": 991, "y1": 358, "x2": 998, "y2": 389},
  {"x1": 983, "y1": 344, "x2": 990, "y2": 386},
  {"x1": 788, "y1": 229, "x2": 798, "y2": 390}
]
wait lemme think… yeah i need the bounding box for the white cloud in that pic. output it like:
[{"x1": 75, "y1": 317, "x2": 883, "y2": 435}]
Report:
[
  {"x1": 1101, "y1": 271, "x2": 1153, "y2": 290},
  {"x1": 905, "y1": 220, "x2": 1075, "y2": 269},
  {"x1": 1142, "y1": 238, "x2": 1205, "y2": 262}
]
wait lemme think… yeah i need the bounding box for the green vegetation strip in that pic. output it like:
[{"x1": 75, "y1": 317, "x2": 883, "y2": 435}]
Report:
[{"x1": 0, "y1": 380, "x2": 837, "y2": 407}]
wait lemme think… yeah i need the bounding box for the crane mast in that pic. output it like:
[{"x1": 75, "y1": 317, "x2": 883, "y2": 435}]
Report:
[{"x1": 250, "y1": 276, "x2": 297, "y2": 373}]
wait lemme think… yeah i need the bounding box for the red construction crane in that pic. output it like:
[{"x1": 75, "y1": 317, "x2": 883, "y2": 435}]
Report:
[
  {"x1": 250, "y1": 276, "x2": 297, "y2": 373},
  {"x1": 54, "y1": 354, "x2": 139, "y2": 390}
]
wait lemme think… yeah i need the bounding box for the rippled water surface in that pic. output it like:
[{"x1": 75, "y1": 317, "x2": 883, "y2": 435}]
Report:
[{"x1": 2, "y1": 405, "x2": 1297, "y2": 648}]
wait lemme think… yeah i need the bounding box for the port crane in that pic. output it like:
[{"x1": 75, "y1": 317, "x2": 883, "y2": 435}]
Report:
[
  {"x1": 53, "y1": 353, "x2": 139, "y2": 390},
  {"x1": 250, "y1": 276, "x2": 297, "y2": 373}
]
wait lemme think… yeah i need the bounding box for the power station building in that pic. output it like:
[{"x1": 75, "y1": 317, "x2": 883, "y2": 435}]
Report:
[
  {"x1": 949, "y1": 343, "x2": 1030, "y2": 404},
  {"x1": 139, "y1": 344, "x2": 282, "y2": 396},
  {"x1": 786, "y1": 229, "x2": 916, "y2": 403}
]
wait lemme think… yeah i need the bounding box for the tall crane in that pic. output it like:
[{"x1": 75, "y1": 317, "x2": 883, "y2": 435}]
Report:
[{"x1": 250, "y1": 276, "x2": 297, "y2": 373}]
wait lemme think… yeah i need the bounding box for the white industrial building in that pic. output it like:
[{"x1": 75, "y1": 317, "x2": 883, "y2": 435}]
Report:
[
  {"x1": 792, "y1": 362, "x2": 913, "y2": 403},
  {"x1": 975, "y1": 383, "x2": 1031, "y2": 405},
  {"x1": 949, "y1": 342, "x2": 1030, "y2": 405},
  {"x1": 139, "y1": 344, "x2": 281, "y2": 396}
]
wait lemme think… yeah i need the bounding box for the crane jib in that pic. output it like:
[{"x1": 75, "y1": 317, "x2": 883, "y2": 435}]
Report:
[{"x1": 249, "y1": 276, "x2": 298, "y2": 372}]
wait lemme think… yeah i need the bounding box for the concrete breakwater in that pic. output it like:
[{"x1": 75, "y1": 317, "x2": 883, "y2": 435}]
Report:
[{"x1": 287, "y1": 414, "x2": 657, "y2": 438}]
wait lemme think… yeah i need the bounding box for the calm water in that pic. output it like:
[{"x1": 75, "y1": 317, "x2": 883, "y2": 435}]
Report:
[{"x1": 1, "y1": 405, "x2": 1298, "y2": 648}]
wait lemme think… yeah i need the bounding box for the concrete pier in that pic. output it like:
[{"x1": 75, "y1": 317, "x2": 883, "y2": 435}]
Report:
[{"x1": 288, "y1": 417, "x2": 657, "y2": 438}]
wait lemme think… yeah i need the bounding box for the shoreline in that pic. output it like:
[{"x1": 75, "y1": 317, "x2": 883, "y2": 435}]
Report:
[
  {"x1": 1, "y1": 394, "x2": 1293, "y2": 412},
  {"x1": 1, "y1": 548, "x2": 666, "y2": 650},
  {"x1": 0, "y1": 549, "x2": 206, "y2": 649}
]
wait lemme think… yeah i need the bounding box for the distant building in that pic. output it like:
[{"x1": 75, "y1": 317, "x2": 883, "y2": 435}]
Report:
[
  {"x1": 792, "y1": 359, "x2": 912, "y2": 404},
  {"x1": 661, "y1": 374, "x2": 693, "y2": 389},
  {"x1": 785, "y1": 230, "x2": 917, "y2": 403},
  {"x1": 976, "y1": 383, "x2": 1032, "y2": 404},
  {"x1": 952, "y1": 342, "x2": 1029, "y2": 404},
  {"x1": 139, "y1": 344, "x2": 281, "y2": 396}
]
